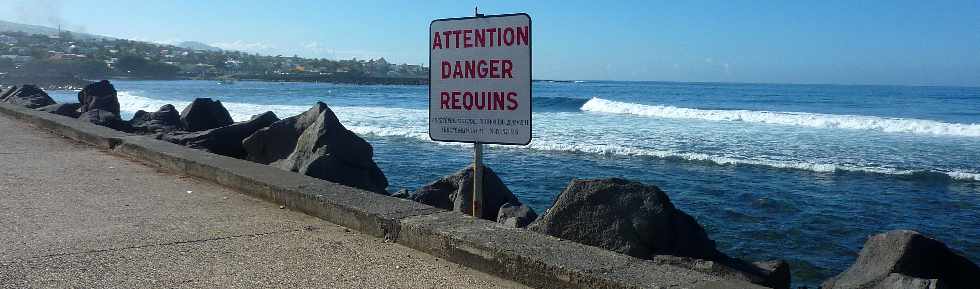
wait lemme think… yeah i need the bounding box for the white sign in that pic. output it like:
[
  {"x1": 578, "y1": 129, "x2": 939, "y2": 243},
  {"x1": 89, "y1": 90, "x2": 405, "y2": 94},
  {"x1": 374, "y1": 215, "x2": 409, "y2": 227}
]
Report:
[{"x1": 429, "y1": 13, "x2": 532, "y2": 145}]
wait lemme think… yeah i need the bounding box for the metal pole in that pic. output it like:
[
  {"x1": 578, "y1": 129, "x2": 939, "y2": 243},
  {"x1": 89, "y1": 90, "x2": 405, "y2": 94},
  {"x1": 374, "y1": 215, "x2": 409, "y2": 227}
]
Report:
[
  {"x1": 473, "y1": 142, "x2": 484, "y2": 218},
  {"x1": 471, "y1": 6, "x2": 484, "y2": 219}
]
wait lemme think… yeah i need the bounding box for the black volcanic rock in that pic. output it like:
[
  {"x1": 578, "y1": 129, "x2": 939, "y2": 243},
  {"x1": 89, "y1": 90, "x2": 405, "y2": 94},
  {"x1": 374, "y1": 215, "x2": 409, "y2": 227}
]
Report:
[
  {"x1": 528, "y1": 178, "x2": 789, "y2": 289},
  {"x1": 180, "y1": 98, "x2": 233, "y2": 132},
  {"x1": 497, "y1": 202, "x2": 538, "y2": 228},
  {"x1": 528, "y1": 178, "x2": 719, "y2": 259},
  {"x1": 159, "y1": 111, "x2": 279, "y2": 159},
  {"x1": 37, "y1": 102, "x2": 82, "y2": 118},
  {"x1": 822, "y1": 230, "x2": 980, "y2": 289},
  {"x1": 408, "y1": 165, "x2": 532, "y2": 222},
  {"x1": 276, "y1": 103, "x2": 387, "y2": 193},
  {"x1": 78, "y1": 109, "x2": 128, "y2": 131},
  {"x1": 130, "y1": 104, "x2": 183, "y2": 133},
  {"x1": 77, "y1": 80, "x2": 120, "y2": 115},
  {"x1": 0, "y1": 85, "x2": 56, "y2": 109},
  {"x1": 752, "y1": 260, "x2": 791, "y2": 289},
  {"x1": 0, "y1": 86, "x2": 14, "y2": 100},
  {"x1": 243, "y1": 103, "x2": 327, "y2": 164},
  {"x1": 242, "y1": 102, "x2": 388, "y2": 193}
]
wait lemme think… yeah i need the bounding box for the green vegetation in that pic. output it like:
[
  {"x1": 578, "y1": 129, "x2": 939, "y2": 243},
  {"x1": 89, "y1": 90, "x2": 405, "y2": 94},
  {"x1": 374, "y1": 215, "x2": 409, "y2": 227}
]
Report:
[{"x1": 0, "y1": 30, "x2": 428, "y2": 84}]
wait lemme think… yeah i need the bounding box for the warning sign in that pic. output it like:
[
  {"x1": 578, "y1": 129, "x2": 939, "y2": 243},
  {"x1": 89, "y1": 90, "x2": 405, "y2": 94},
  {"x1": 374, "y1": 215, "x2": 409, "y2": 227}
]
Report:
[{"x1": 429, "y1": 13, "x2": 532, "y2": 145}]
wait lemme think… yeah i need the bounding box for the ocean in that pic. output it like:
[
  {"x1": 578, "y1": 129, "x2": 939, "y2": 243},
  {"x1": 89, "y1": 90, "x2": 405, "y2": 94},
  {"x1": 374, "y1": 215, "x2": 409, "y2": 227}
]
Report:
[{"x1": 49, "y1": 80, "x2": 980, "y2": 287}]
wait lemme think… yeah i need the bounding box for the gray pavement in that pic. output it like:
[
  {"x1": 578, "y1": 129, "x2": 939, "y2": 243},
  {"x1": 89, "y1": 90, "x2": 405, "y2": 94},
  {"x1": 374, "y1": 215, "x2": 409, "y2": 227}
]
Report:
[{"x1": 0, "y1": 114, "x2": 527, "y2": 289}]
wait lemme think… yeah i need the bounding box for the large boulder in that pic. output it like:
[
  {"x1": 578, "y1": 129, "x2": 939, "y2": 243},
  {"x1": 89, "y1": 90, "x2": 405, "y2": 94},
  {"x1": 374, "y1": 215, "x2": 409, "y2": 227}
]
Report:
[
  {"x1": 408, "y1": 165, "x2": 531, "y2": 221},
  {"x1": 243, "y1": 103, "x2": 327, "y2": 164},
  {"x1": 497, "y1": 202, "x2": 538, "y2": 228},
  {"x1": 77, "y1": 80, "x2": 120, "y2": 115},
  {"x1": 180, "y1": 98, "x2": 233, "y2": 131},
  {"x1": 78, "y1": 109, "x2": 128, "y2": 131},
  {"x1": 822, "y1": 230, "x2": 980, "y2": 289},
  {"x1": 751, "y1": 260, "x2": 791, "y2": 289},
  {"x1": 159, "y1": 111, "x2": 279, "y2": 159},
  {"x1": 271, "y1": 102, "x2": 388, "y2": 194},
  {"x1": 37, "y1": 103, "x2": 82, "y2": 118},
  {"x1": 0, "y1": 85, "x2": 56, "y2": 109},
  {"x1": 0, "y1": 86, "x2": 15, "y2": 100},
  {"x1": 528, "y1": 178, "x2": 719, "y2": 259},
  {"x1": 875, "y1": 273, "x2": 941, "y2": 289},
  {"x1": 130, "y1": 104, "x2": 183, "y2": 133},
  {"x1": 527, "y1": 178, "x2": 789, "y2": 289}
]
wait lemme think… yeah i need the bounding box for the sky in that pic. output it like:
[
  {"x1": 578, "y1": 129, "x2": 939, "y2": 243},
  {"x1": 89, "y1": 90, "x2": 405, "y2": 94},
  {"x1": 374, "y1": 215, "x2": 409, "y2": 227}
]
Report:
[{"x1": 1, "y1": 0, "x2": 978, "y2": 86}]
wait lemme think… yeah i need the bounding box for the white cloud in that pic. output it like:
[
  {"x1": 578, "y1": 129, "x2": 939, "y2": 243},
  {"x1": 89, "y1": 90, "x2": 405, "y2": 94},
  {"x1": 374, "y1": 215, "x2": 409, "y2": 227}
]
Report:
[
  {"x1": 211, "y1": 40, "x2": 278, "y2": 54},
  {"x1": 133, "y1": 38, "x2": 182, "y2": 46},
  {"x1": 297, "y1": 41, "x2": 389, "y2": 60}
]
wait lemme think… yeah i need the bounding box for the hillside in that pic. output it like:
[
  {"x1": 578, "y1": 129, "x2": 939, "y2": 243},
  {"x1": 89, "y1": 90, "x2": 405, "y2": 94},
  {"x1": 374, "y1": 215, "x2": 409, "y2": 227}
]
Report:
[
  {"x1": 0, "y1": 20, "x2": 428, "y2": 87},
  {"x1": 177, "y1": 41, "x2": 222, "y2": 52},
  {"x1": 0, "y1": 20, "x2": 111, "y2": 40}
]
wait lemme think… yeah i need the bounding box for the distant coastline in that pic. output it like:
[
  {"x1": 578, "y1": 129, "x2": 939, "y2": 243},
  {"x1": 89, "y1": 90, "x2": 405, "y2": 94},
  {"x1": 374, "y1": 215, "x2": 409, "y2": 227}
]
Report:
[{"x1": 0, "y1": 73, "x2": 427, "y2": 90}]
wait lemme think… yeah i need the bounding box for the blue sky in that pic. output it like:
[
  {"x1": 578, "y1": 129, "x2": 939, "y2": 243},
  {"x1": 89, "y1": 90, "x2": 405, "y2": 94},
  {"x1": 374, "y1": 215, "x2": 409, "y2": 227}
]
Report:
[{"x1": 1, "y1": 0, "x2": 979, "y2": 86}]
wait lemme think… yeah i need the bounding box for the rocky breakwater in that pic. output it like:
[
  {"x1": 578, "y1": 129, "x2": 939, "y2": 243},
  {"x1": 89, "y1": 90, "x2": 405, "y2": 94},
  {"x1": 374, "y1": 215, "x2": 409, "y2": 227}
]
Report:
[
  {"x1": 241, "y1": 102, "x2": 388, "y2": 194},
  {"x1": 13, "y1": 80, "x2": 389, "y2": 194},
  {"x1": 4, "y1": 81, "x2": 127, "y2": 131},
  {"x1": 75, "y1": 80, "x2": 129, "y2": 131},
  {"x1": 159, "y1": 111, "x2": 280, "y2": 159},
  {"x1": 1, "y1": 84, "x2": 56, "y2": 109},
  {"x1": 178, "y1": 98, "x2": 234, "y2": 132},
  {"x1": 528, "y1": 178, "x2": 791, "y2": 289},
  {"x1": 400, "y1": 165, "x2": 538, "y2": 228},
  {"x1": 821, "y1": 230, "x2": 979, "y2": 289},
  {"x1": 10, "y1": 80, "x2": 978, "y2": 289},
  {"x1": 130, "y1": 104, "x2": 183, "y2": 133}
]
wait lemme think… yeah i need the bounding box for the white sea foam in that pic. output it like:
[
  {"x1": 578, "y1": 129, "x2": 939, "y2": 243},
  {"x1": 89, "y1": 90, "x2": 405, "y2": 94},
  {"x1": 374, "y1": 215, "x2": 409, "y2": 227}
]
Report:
[
  {"x1": 581, "y1": 97, "x2": 980, "y2": 137},
  {"x1": 119, "y1": 91, "x2": 317, "y2": 121},
  {"x1": 115, "y1": 91, "x2": 980, "y2": 183},
  {"x1": 520, "y1": 141, "x2": 980, "y2": 182}
]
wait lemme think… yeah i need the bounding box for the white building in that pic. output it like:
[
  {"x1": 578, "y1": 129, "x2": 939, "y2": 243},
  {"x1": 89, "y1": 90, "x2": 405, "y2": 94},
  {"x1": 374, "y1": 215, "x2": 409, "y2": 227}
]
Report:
[
  {"x1": 0, "y1": 35, "x2": 17, "y2": 45},
  {"x1": 0, "y1": 55, "x2": 33, "y2": 63}
]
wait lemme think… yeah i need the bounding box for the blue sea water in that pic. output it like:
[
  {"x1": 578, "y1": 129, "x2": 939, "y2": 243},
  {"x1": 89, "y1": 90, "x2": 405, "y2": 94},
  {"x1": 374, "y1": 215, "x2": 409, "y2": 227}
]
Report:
[{"x1": 50, "y1": 80, "x2": 980, "y2": 287}]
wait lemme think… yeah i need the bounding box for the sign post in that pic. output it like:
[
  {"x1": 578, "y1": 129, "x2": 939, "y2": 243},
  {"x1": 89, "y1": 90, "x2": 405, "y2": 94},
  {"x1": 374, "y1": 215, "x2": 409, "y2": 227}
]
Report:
[
  {"x1": 473, "y1": 141, "x2": 483, "y2": 217},
  {"x1": 429, "y1": 10, "x2": 532, "y2": 217}
]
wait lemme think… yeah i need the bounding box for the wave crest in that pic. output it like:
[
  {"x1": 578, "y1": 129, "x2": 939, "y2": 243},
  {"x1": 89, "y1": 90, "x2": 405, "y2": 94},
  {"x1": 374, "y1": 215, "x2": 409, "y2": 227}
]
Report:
[
  {"x1": 114, "y1": 91, "x2": 980, "y2": 183},
  {"x1": 523, "y1": 142, "x2": 980, "y2": 183},
  {"x1": 581, "y1": 97, "x2": 980, "y2": 137}
]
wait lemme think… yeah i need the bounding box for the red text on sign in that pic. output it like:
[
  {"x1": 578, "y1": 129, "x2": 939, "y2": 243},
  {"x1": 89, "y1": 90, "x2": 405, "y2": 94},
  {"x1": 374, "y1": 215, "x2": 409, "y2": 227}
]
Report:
[
  {"x1": 441, "y1": 59, "x2": 513, "y2": 79},
  {"x1": 439, "y1": 91, "x2": 519, "y2": 111},
  {"x1": 431, "y1": 26, "x2": 530, "y2": 50}
]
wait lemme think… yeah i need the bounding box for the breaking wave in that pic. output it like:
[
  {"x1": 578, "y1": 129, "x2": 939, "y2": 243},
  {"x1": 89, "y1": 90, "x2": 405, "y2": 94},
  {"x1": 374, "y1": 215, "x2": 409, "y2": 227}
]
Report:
[
  {"x1": 533, "y1": 96, "x2": 590, "y2": 112},
  {"x1": 117, "y1": 91, "x2": 310, "y2": 121},
  {"x1": 115, "y1": 91, "x2": 980, "y2": 183},
  {"x1": 522, "y1": 142, "x2": 980, "y2": 183},
  {"x1": 581, "y1": 97, "x2": 980, "y2": 137},
  {"x1": 347, "y1": 126, "x2": 980, "y2": 183}
]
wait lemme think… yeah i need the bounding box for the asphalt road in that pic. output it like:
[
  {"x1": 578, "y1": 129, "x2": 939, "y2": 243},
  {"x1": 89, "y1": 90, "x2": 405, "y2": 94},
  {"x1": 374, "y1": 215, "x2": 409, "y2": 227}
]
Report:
[{"x1": 0, "y1": 114, "x2": 527, "y2": 289}]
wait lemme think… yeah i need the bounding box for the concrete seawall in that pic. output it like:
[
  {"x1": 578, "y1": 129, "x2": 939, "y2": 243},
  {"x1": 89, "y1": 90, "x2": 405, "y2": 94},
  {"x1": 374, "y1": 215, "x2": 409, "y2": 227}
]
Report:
[{"x1": 0, "y1": 103, "x2": 768, "y2": 289}]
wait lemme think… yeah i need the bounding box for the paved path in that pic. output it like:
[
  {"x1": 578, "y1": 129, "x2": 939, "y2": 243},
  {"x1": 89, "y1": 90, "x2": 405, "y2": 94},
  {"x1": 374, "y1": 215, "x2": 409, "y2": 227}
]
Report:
[{"x1": 0, "y1": 114, "x2": 527, "y2": 289}]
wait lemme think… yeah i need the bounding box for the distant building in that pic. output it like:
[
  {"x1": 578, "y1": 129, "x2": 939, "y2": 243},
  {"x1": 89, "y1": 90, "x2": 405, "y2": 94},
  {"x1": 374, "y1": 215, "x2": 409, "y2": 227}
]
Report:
[
  {"x1": 7, "y1": 47, "x2": 29, "y2": 56},
  {"x1": 0, "y1": 55, "x2": 33, "y2": 63},
  {"x1": 224, "y1": 59, "x2": 241, "y2": 69},
  {"x1": 0, "y1": 35, "x2": 17, "y2": 45}
]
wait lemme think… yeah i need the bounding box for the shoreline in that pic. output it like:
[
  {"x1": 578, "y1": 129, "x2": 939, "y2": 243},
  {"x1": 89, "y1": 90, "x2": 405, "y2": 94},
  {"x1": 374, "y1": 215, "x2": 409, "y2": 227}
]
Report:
[
  {"x1": 0, "y1": 94, "x2": 772, "y2": 289},
  {"x1": 9, "y1": 82, "x2": 969, "y2": 285},
  {"x1": 1, "y1": 74, "x2": 429, "y2": 90}
]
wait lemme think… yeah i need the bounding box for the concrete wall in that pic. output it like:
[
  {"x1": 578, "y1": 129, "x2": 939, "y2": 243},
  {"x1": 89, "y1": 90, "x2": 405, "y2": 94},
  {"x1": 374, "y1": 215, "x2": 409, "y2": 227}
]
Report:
[{"x1": 0, "y1": 103, "x2": 769, "y2": 289}]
